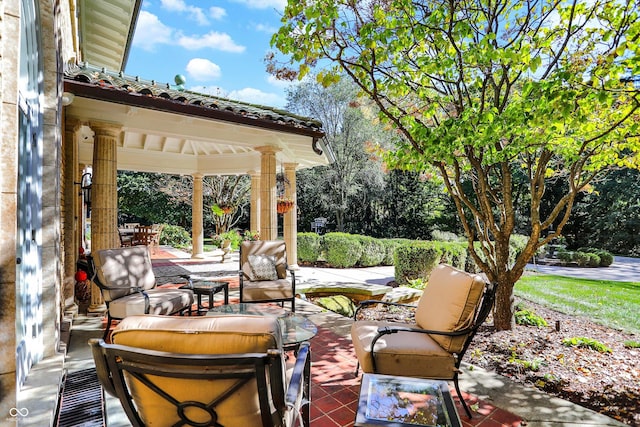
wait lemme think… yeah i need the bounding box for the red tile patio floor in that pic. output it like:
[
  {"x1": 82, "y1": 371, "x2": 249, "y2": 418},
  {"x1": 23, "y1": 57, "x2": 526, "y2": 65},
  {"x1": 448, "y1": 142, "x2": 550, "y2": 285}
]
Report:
[{"x1": 310, "y1": 326, "x2": 524, "y2": 427}]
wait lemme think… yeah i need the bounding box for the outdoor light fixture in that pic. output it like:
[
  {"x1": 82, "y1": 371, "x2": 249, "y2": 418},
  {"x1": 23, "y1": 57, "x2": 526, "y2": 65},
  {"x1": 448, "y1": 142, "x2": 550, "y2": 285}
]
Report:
[{"x1": 75, "y1": 172, "x2": 92, "y2": 208}]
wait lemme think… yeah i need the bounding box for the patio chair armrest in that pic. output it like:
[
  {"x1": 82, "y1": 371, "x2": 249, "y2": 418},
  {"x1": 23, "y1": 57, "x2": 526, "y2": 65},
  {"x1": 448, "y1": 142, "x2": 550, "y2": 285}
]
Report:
[
  {"x1": 376, "y1": 325, "x2": 473, "y2": 338},
  {"x1": 285, "y1": 342, "x2": 311, "y2": 424},
  {"x1": 354, "y1": 300, "x2": 417, "y2": 319},
  {"x1": 89, "y1": 338, "x2": 117, "y2": 397}
]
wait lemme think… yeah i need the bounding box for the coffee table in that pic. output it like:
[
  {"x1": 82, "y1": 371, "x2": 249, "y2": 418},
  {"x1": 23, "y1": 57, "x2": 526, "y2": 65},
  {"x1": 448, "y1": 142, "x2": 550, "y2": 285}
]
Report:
[
  {"x1": 180, "y1": 280, "x2": 229, "y2": 314},
  {"x1": 355, "y1": 374, "x2": 461, "y2": 427},
  {"x1": 207, "y1": 303, "x2": 317, "y2": 350}
]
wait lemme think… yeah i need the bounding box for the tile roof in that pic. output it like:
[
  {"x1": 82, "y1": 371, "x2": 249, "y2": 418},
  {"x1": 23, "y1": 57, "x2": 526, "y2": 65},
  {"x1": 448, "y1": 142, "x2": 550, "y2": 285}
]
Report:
[{"x1": 64, "y1": 63, "x2": 324, "y2": 136}]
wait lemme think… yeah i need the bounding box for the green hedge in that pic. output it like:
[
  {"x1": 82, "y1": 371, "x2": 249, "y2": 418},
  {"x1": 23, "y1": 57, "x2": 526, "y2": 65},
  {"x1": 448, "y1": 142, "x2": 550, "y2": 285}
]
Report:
[
  {"x1": 322, "y1": 232, "x2": 363, "y2": 268},
  {"x1": 356, "y1": 235, "x2": 386, "y2": 267},
  {"x1": 159, "y1": 224, "x2": 191, "y2": 248},
  {"x1": 394, "y1": 241, "x2": 467, "y2": 285},
  {"x1": 297, "y1": 232, "x2": 323, "y2": 263}
]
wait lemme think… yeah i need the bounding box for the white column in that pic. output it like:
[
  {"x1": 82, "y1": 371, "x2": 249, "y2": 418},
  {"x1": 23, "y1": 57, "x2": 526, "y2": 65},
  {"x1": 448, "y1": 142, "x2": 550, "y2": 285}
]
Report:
[
  {"x1": 192, "y1": 173, "x2": 205, "y2": 258},
  {"x1": 249, "y1": 171, "x2": 260, "y2": 234},
  {"x1": 256, "y1": 147, "x2": 279, "y2": 240},
  {"x1": 283, "y1": 163, "x2": 298, "y2": 267},
  {"x1": 88, "y1": 122, "x2": 121, "y2": 314}
]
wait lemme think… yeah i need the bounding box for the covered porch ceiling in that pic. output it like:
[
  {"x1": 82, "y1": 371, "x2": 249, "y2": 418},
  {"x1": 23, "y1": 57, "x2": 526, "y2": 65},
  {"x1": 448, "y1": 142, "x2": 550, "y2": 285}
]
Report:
[{"x1": 64, "y1": 66, "x2": 330, "y2": 176}]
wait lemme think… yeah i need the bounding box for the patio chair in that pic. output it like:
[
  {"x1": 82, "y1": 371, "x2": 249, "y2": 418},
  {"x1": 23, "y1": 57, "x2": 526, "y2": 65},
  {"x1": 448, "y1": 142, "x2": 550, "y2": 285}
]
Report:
[
  {"x1": 89, "y1": 314, "x2": 311, "y2": 427},
  {"x1": 350, "y1": 263, "x2": 496, "y2": 418},
  {"x1": 86, "y1": 246, "x2": 194, "y2": 340},
  {"x1": 239, "y1": 240, "x2": 296, "y2": 311}
]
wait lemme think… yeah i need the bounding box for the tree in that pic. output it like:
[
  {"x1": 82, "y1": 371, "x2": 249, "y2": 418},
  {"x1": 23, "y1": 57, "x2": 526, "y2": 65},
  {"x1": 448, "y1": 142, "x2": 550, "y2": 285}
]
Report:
[
  {"x1": 204, "y1": 175, "x2": 250, "y2": 235},
  {"x1": 270, "y1": 0, "x2": 640, "y2": 330},
  {"x1": 286, "y1": 77, "x2": 388, "y2": 232}
]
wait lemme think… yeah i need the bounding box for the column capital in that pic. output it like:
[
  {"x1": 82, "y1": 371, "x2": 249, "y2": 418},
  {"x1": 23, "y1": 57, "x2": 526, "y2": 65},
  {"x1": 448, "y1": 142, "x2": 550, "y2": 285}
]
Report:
[
  {"x1": 89, "y1": 121, "x2": 122, "y2": 138},
  {"x1": 255, "y1": 145, "x2": 280, "y2": 155},
  {"x1": 283, "y1": 162, "x2": 298, "y2": 172},
  {"x1": 65, "y1": 118, "x2": 83, "y2": 133},
  {"x1": 192, "y1": 172, "x2": 204, "y2": 180}
]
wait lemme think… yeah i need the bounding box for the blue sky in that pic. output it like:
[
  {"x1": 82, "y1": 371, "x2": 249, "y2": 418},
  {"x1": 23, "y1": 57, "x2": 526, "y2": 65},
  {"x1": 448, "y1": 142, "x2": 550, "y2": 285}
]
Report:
[{"x1": 126, "y1": 0, "x2": 294, "y2": 108}]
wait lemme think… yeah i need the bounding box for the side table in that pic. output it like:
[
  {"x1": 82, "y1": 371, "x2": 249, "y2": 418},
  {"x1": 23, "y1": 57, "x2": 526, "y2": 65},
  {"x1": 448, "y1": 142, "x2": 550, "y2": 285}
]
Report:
[
  {"x1": 355, "y1": 374, "x2": 461, "y2": 427},
  {"x1": 180, "y1": 280, "x2": 229, "y2": 314}
]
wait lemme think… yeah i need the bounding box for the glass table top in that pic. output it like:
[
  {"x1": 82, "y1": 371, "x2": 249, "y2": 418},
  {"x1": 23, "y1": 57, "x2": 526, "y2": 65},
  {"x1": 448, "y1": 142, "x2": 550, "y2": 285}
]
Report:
[{"x1": 207, "y1": 303, "x2": 317, "y2": 346}]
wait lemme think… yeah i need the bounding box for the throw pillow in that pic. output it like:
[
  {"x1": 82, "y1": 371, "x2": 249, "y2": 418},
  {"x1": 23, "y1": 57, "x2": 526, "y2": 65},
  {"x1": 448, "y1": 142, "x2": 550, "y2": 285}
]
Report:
[{"x1": 248, "y1": 254, "x2": 278, "y2": 281}]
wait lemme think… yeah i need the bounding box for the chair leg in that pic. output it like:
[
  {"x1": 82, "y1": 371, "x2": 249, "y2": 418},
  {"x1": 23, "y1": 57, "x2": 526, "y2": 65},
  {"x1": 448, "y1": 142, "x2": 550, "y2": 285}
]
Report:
[
  {"x1": 453, "y1": 377, "x2": 473, "y2": 419},
  {"x1": 354, "y1": 361, "x2": 360, "y2": 377},
  {"x1": 103, "y1": 314, "x2": 114, "y2": 341}
]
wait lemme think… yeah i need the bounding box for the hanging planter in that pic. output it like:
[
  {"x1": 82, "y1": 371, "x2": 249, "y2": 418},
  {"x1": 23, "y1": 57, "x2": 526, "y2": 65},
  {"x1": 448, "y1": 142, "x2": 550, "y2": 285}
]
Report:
[{"x1": 277, "y1": 198, "x2": 294, "y2": 214}]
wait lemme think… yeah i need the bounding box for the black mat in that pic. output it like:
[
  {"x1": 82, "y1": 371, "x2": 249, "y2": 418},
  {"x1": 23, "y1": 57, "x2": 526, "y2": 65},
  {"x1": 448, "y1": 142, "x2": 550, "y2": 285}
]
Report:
[{"x1": 55, "y1": 368, "x2": 104, "y2": 427}]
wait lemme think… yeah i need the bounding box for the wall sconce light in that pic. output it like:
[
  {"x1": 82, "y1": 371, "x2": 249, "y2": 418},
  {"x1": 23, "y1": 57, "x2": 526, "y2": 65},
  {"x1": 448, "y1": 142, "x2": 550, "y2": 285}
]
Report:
[{"x1": 75, "y1": 172, "x2": 92, "y2": 208}]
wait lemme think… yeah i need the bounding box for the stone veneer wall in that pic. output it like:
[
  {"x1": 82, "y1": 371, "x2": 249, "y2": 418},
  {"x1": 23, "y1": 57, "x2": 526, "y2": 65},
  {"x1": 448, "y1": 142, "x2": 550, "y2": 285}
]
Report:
[{"x1": 0, "y1": 0, "x2": 21, "y2": 416}]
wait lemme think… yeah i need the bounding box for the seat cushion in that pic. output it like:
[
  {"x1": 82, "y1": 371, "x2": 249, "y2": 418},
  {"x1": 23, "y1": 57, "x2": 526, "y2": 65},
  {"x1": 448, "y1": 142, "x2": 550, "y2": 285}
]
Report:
[
  {"x1": 351, "y1": 320, "x2": 456, "y2": 378},
  {"x1": 107, "y1": 288, "x2": 194, "y2": 319},
  {"x1": 111, "y1": 315, "x2": 285, "y2": 427},
  {"x1": 94, "y1": 246, "x2": 156, "y2": 302},
  {"x1": 415, "y1": 264, "x2": 486, "y2": 353},
  {"x1": 241, "y1": 279, "x2": 294, "y2": 302}
]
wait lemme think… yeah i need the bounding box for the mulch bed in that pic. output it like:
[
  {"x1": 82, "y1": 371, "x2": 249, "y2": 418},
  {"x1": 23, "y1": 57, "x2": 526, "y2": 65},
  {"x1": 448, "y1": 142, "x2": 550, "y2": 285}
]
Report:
[{"x1": 352, "y1": 297, "x2": 640, "y2": 426}]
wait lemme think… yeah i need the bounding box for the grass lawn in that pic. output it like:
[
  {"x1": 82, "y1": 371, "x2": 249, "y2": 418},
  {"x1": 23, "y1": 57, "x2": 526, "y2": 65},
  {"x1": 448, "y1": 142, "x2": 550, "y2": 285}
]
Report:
[{"x1": 515, "y1": 273, "x2": 640, "y2": 335}]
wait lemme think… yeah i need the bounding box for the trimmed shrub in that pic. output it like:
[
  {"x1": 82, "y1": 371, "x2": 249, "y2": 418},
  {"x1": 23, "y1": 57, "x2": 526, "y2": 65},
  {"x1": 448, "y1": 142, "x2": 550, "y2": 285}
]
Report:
[
  {"x1": 159, "y1": 224, "x2": 191, "y2": 248},
  {"x1": 574, "y1": 251, "x2": 590, "y2": 267},
  {"x1": 557, "y1": 249, "x2": 573, "y2": 262},
  {"x1": 380, "y1": 238, "x2": 412, "y2": 265},
  {"x1": 596, "y1": 250, "x2": 614, "y2": 267},
  {"x1": 297, "y1": 232, "x2": 322, "y2": 263},
  {"x1": 587, "y1": 253, "x2": 601, "y2": 267},
  {"x1": 356, "y1": 235, "x2": 386, "y2": 267},
  {"x1": 323, "y1": 232, "x2": 362, "y2": 268},
  {"x1": 395, "y1": 241, "x2": 443, "y2": 285},
  {"x1": 439, "y1": 242, "x2": 468, "y2": 270}
]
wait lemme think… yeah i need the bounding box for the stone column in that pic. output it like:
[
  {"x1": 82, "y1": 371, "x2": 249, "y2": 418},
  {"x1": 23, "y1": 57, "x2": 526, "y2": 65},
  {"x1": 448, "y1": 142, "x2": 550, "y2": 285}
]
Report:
[
  {"x1": 88, "y1": 122, "x2": 121, "y2": 314},
  {"x1": 249, "y1": 171, "x2": 260, "y2": 234},
  {"x1": 62, "y1": 120, "x2": 81, "y2": 316},
  {"x1": 283, "y1": 163, "x2": 298, "y2": 267},
  {"x1": 191, "y1": 173, "x2": 204, "y2": 258},
  {"x1": 256, "y1": 146, "x2": 278, "y2": 240}
]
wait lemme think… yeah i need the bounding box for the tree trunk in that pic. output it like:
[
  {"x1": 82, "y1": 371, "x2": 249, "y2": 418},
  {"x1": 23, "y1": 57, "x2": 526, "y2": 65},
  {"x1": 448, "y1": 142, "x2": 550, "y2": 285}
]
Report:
[{"x1": 493, "y1": 277, "x2": 515, "y2": 331}]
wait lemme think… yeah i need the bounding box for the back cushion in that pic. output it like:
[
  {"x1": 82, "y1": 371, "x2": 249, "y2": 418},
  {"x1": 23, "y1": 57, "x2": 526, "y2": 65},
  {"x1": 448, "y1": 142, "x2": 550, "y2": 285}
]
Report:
[
  {"x1": 111, "y1": 314, "x2": 283, "y2": 353},
  {"x1": 94, "y1": 246, "x2": 156, "y2": 302},
  {"x1": 415, "y1": 264, "x2": 486, "y2": 353},
  {"x1": 111, "y1": 315, "x2": 284, "y2": 427},
  {"x1": 241, "y1": 240, "x2": 287, "y2": 280}
]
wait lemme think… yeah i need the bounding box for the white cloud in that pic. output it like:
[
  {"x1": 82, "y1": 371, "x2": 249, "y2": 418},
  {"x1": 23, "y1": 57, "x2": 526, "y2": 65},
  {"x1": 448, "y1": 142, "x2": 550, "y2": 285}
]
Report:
[
  {"x1": 267, "y1": 74, "x2": 295, "y2": 89},
  {"x1": 230, "y1": 0, "x2": 287, "y2": 10},
  {"x1": 186, "y1": 58, "x2": 222, "y2": 81},
  {"x1": 209, "y1": 6, "x2": 227, "y2": 20},
  {"x1": 178, "y1": 32, "x2": 246, "y2": 52},
  {"x1": 228, "y1": 87, "x2": 284, "y2": 106},
  {"x1": 254, "y1": 23, "x2": 278, "y2": 34},
  {"x1": 132, "y1": 11, "x2": 173, "y2": 51},
  {"x1": 160, "y1": 0, "x2": 209, "y2": 25}
]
